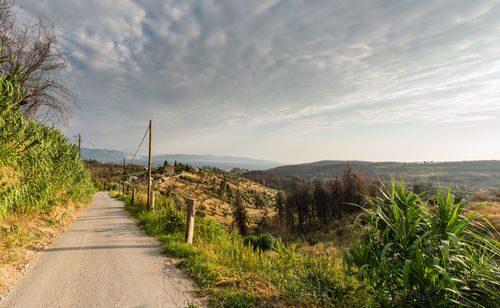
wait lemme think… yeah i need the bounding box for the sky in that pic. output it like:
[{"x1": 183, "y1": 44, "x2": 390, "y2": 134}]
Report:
[{"x1": 16, "y1": 0, "x2": 500, "y2": 164}]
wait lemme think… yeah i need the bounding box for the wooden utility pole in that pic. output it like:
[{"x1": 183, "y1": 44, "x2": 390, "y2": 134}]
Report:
[
  {"x1": 150, "y1": 191, "x2": 155, "y2": 210},
  {"x1": 147, "y1": 120, "x2": 152, "y2": 208},
  {"x1": 122, "y1": 157, "x2": 126, "y2": 195},
  {"x1": 78, "y1": 133, "x2": 81, "y2": 158},
  {"x1": 185, "y1": 199, "x2": 196, "y2": 244}
]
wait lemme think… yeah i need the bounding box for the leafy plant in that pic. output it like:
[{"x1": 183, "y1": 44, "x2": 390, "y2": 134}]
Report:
[
  {"x1": 258, "y1": 233, "x2": 276, "y2": 250},
  {"x1": 243, "y1": 235, "x2": 259, "y2": 249},
  {"x1": 345, "y1": 180, "x2": 500, "y2": 307}
]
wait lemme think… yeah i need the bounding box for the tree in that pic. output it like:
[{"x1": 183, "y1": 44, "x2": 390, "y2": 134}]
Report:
[
  {"x1": 0, "y1": 0, "x2": 75, "y2": 122},
  {"x1": 275, "y1": 190, "x2": 285, "y2": 224},
  {"x1": 329, "y1": 176, "x2": 344, "y2": 218},
  {"x1": 232, "y1": 190, "x2": 248, "y2": 235},
  {"x1": 255, "y1": 192, "x2": 265, "y2": 208},
  {"x1": 226, "y1": 184, "x2": 233, "y2": 197},
  {"x1": 219, "y1": 179, "x2": 227, "y2": 195},
  {"x1": 313, "y1": 179, "x2": 329, "y2": 225}
]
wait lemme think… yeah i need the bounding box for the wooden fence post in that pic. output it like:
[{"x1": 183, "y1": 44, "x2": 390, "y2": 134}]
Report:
[
  {"x1": 185, "y1": 199, "x2": 196, "y2": 244},
  {"x1": 131, "y1": 189, "x2": 135, "y2": 206}
]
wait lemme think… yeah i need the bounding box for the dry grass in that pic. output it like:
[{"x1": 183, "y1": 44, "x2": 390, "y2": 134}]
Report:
[
  {"x1": 0, "y1": 167, "x2": 20, "y2": 187},
  {"x1": 465, "y1": 201, "x2": 500, "y2": 238}
]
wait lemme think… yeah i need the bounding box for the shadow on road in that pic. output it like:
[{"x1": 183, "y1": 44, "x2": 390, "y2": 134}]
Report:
[{"x1": 44, "y1": 244, "x2": 160, "y2": 252}]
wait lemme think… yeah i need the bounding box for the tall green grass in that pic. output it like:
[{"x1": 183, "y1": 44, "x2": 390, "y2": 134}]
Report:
[
  {"x1": 345, "y1": 181, "x2": 500, "y2": 307},
  {"x1": 0, "y1": 56, "x2": 94, "y2": 217},
  {"x1": 113, "y1": 191, "x2": 369, "y2": 307}
]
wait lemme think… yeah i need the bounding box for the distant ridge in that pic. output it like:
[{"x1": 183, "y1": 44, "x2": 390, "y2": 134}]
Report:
[
  {"x1": 243, "y1": 160, "x2": 500, "y2": 191},
  {"x1": 80, "y1": 148, "x2": 123, "y2": 162},
  {"x1": 80, "y1": 147, "x2": 282, "y2": 171}
]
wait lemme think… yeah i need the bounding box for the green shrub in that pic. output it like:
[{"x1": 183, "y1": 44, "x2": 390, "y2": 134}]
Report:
[
  {"x1": 257, "y1": 233, "x2": 276, "y2": 250},
  {"x1": 161, "y1": 208, "x2": 186, "y2": 233},
  {"x1": 345, "y1": 181, "x2": 500, "y2": 307},
  {"x1": 196, "y1": 203, "x2": 206, "y2": 217},
  {"x1": 211, "y1": 288, "x2": 259, "y2": 308},
  {"x1": 92, "y1": 179, "x2": 104, "y2": 191},
  {"x1": 180, "y1": 254, "x2": 221, "y2": 288},
  {"x1": 243, "y1": 235, "x2": 259, "y2": 249},
  {"x1": 243, "y1": 233, "x2": 276, "y2": 251},
  {"x1": 195, "y1": 218, "x2": 227, "y2": 242}
]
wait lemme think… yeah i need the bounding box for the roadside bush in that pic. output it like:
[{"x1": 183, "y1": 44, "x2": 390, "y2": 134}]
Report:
[
  {"x1": 161, "y1": 209, "x2": 186, "y2": 233},
  {"x1": 92, "y1": 179, "x2": 104, "y2": 191},
  {"x1": 345, "y1": 181, "x2": 500, "y2": 307},
  {"x1": 195, "y1": 217, "x2": 227, "y2": 242},
  {"x1": 242, "y1": 233, "x2": 276, "y2": 251},
  {"x1": 258, "y1": 233, "x2": 276, "y2": 250},
  {"x1": 243, "y1": 235, "x2": 259, "y2": 249}
]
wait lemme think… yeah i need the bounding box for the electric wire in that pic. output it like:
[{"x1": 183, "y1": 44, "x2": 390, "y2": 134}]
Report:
[{"x1": 128, "y1": 125, "x2": 149, "y2": 165}]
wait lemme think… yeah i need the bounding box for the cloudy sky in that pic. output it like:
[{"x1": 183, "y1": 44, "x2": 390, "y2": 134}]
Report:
[{"x1": 17, "y1": 0, "x2": 500, "y2": 164}]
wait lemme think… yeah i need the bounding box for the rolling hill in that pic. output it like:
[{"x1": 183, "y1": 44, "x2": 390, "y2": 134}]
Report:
[{"x1": 243, "y1": 160, "x2": 500, "y2": 192}]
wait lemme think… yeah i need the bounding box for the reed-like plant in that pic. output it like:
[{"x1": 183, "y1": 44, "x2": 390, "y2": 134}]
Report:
[
  {"x1": 345, "y1": 180, "x2": 500, "y2": 307},
  {"x1": 0, "y1": 53, "x2": 94, "y2": 217}
]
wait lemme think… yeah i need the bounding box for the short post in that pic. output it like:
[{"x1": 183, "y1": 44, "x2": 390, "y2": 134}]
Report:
[
  {"x1": 185, "y1": 199, "x2": 196, "y2": 244},
  {"x1": 131, "y1": 189, "x2": 135, "y2": 206},
  {"x1": 150, "y1": 191, "x2": 155, "y2": 210}
]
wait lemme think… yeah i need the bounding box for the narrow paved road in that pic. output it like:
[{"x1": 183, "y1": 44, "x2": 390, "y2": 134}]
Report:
[{"x1": 1, "y1": 192, "x2": 197, "y2": 308}]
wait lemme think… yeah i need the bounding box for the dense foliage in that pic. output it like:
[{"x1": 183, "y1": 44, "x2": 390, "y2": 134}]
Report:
[
  {"x1": 345, "y1": 181, "x2": 500, "y2": 307},
  {"x1": 0, "y1": 56, "x2": 94, "y2": 217}
]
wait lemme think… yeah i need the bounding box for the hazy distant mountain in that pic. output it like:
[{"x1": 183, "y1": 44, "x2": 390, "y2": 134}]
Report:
[
  {"x1": 80, "y1": 147, "x2": 281, "y2": 170},
  {"x1": 243, "y1": 160, "x2": 500, "y2": 192},
  {"x1": 81, "y1": 148, "x2": 124, "y2": 163}
]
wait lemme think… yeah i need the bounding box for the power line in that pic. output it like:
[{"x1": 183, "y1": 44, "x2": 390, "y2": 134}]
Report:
[{"x1": 129, "y1": 125, "x2": 149, "y2": 165}]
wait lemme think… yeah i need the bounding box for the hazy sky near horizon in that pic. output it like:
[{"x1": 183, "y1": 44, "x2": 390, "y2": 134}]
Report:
[{"x1": 17, "y1": 0, "x2": 500, "y2": 164}]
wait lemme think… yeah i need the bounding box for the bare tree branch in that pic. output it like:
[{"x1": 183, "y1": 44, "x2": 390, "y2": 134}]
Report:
[{"x1": 0, "y1": 0, "x2": 76, "y2": 123}]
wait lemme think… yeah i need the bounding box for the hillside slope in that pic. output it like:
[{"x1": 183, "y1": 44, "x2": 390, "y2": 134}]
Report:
[{"x1": 158, "y1": 170, "x2": 277, "y2": 228}]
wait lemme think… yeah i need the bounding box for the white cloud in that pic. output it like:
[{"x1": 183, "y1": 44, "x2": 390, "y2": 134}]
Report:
[{"x1": 16, "y1": 0, "x2": 500, "y2": 162}]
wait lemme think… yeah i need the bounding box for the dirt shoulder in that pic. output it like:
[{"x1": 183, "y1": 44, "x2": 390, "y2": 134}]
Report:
[{"x1": 0, "y1": 198, "x2": 92, "y2": 299}]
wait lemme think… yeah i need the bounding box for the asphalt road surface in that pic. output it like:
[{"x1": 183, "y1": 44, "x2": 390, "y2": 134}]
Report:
[{"x1": 1, "y1": 192, "x2": 197, "y2": 308}]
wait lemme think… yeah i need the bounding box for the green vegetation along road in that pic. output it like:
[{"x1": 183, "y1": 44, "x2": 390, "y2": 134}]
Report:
[{"x1": 1, "y1": 192, "x2": 199, "y2": 307}]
